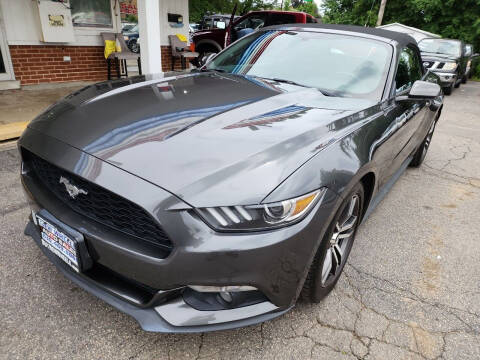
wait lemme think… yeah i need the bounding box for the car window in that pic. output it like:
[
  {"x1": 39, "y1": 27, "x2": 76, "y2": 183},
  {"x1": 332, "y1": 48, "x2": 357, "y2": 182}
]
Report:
[
  {"x1": 268, "y1": 13, "x2": 297, "y2": 26},
  {"x1": 207, "y1": 30, "x2": 392, "y2": 100},
  {"x1": 418, "y1": 39, "x2": 462, "y2": 57},
  {"x1": 235, "y1": 14, "x2": 266, "y2": 30},
  {"x1": 306, "y1": 16, "x2": 316, "y2": 23},
  {"x1": 395, "y1": 47, "x2": 423, "y2": 93}
]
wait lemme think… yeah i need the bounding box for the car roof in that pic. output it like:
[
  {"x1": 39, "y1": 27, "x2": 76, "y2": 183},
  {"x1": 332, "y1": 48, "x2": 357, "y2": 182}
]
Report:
[
  {"x1": 262, "y1": 23, "x2": 418, "y2": 48},
  {"x1": 249, "y1": 10, "x2": 310, "y2": 15},
  {"x1": 419, "y1": 37, "x2": 462, "y2": 43}
]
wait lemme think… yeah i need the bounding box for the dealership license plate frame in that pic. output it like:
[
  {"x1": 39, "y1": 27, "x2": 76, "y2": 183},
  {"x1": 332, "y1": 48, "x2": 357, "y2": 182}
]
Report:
[{"x1": 34, "y1": 210, "x2": 91, "y2": 273}]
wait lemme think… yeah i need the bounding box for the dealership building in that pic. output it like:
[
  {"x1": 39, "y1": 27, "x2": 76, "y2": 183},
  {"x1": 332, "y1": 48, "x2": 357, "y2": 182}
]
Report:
[{"x1": 0, "y1": 0, "x2": 189, "y2": 89}]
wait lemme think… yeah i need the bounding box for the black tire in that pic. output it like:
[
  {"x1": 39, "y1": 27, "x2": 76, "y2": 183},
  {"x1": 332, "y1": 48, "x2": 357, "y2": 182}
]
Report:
[
  {"x1": 462, "y1": 75, "x2": 467, "y2": 84},
  {"x1": 454, "y1": 79, "x2": 461, "y2": 88},
  {"x1": 301, "y1": 182, "x2": 364, "y2": 303},
  {"x1": 410, "y1": 121, "x2": 436, "y2": 167},
  {"x1": 129, "y1": 39, "x2": 140, "y2": 53},
  {"x1": 443, "y1": 84, "x2": 453, "y2": 95}
]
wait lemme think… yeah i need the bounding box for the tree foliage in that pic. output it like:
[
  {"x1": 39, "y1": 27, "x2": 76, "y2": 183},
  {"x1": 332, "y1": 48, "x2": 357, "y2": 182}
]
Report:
[
  {"x1": 322, "y1": 0, "x2": 480, "y2": 53},
  {"x1": 189, "y1": 0, "x2": 275, "y2": 23},
  {"x1": 189, "y1": 0, "x2": 319, "y2": 23}
]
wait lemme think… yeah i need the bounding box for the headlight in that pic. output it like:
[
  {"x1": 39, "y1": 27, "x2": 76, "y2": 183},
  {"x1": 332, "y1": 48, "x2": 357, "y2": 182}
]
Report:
[
  {"x1": 123, "y1": 35, "x2": 129, "y2": 41},
  {"x1": 442, "y1": 62, "x2": 457, "y2": 71},
  {"x1": 195, "y1": 189, "x2": 325, "y2": 231}
]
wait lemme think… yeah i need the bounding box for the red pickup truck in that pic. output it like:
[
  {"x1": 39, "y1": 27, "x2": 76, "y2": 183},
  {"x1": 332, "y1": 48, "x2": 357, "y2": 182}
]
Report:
[{"x1": 193, "y1": 10, "x2": 317, "y2": 65}]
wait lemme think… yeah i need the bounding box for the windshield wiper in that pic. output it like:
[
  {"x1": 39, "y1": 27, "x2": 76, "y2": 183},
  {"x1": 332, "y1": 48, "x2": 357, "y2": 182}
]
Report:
[
  {"x1": 269, "y1": 78, "x2": 309, "y2": 88},
  {"x1": 257, "y1": 77, "x2": 339, "y2": 97}
]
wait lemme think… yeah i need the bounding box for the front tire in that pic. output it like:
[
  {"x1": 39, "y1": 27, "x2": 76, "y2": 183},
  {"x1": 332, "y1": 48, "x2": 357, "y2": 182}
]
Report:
[
  {"x1": 462, "y1": 75, "x2": 467, "y2": 84},
  {"x1": 301, "y1": 183, "x2": 364, "y2": 303},
  {"x1": 443, "y1": 84, "x2": 453, "y2": 95}
]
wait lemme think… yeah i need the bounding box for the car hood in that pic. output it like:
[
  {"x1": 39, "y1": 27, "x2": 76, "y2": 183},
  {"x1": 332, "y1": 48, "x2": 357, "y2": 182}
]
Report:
[
  {"x1": 421, "y1": 52, "x2": 459, "y2": 63},
  {"x1": 28, "y1": 73, "x2": 375, "y2": 207}
]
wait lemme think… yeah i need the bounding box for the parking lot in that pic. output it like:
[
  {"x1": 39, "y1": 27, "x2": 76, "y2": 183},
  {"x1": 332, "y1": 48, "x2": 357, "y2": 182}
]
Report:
[{"x1": 1, "y1": 81, "x2": 479, "y2": 360}]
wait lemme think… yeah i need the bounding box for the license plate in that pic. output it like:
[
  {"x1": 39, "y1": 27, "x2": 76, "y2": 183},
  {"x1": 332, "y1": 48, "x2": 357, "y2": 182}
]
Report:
[{"x1": 36, "y1": 215, "x2": 80, "y2": 273}]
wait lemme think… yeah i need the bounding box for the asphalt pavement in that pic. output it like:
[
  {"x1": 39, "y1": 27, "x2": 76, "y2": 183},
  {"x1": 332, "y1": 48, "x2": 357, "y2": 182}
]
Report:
[{"x1": 1, "y1": 82, "x2": 479, "y2": 359}]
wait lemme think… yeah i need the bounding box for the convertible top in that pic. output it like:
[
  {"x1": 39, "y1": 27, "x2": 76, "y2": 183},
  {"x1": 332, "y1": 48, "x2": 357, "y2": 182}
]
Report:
[{"x1": 264, "y1": 23, "x2": 418, "y2": 48}]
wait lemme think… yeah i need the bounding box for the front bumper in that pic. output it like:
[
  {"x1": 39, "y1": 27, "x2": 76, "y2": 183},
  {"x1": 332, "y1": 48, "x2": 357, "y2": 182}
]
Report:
[
  {"x1": 19, "y1": 129, "x2": 340, "y2": 332},
  {"x1": 431, "y1": 71, "x2": 457, "y2": 87},
  {"x1": 25, "y1": 221, "x2": 291, "y2": 332}
]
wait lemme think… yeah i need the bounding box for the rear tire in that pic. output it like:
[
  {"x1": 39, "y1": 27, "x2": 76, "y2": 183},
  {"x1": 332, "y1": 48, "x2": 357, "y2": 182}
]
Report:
[
  {"x1": 301, "y1": 183, "x2": 364, "y2": 303},
  {"x1": 410, "y1": 121, "x2": 436, "y2": 167}
]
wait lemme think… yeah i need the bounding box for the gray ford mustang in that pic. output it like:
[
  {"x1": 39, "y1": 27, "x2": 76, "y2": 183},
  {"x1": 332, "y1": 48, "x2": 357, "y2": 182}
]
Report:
[{"x1": 19, "y1": 24, "x2": 443, "y2": 332}]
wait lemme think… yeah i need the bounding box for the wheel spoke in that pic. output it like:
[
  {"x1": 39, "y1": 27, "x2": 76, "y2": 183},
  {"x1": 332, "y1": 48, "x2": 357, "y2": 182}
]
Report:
[
  {"x1": 331, "y1": 246, "x2": 340, "y2": 271},
  {"x1": 321, "y1": 248, "x2": 333, "y2": 284},
  {"x1": 337, "y1": 229, "x2": 354, "y2": 239},
  {"x1": 338, "y1": 215, "x2": 357, "y2": 233},
  {"x1": 333, "y1": 243, "x2": 343, "y2": 264}
]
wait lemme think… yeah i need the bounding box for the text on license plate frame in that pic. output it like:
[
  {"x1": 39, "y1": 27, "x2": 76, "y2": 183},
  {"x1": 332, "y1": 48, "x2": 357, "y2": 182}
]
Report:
[{"x1": 36, "y1": 215, "x2": 80, "y2": 273}]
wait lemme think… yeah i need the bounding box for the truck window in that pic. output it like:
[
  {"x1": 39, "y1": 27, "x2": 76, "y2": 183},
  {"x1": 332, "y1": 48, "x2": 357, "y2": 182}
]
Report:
[{"x1": 268, "y1": 13, "x2": 297, "y2": 25}]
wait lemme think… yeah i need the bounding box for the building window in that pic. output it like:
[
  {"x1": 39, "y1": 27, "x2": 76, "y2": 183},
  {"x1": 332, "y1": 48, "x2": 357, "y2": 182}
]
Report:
[{"x1": 71, "y1": 0, "x2": 113, "y2": 28}]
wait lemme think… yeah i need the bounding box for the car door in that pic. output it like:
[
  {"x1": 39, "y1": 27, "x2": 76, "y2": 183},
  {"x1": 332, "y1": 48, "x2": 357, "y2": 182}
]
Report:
[{"x1": 388, "y1": 46, "x2": 427, "y2": 171}]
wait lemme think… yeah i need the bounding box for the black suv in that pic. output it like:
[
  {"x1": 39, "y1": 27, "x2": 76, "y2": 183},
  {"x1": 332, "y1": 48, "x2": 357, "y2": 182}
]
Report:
[{"x1": 419, "y1": 38, "x2": 468, "y2": 95}]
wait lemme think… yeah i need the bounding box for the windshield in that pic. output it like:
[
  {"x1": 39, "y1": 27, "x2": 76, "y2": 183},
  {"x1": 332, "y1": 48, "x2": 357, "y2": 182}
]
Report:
[
  {"x1": 206, "y1": 30, "x2": 392, "y2": 99},
  {"x1": 129, "y1": 24, "x2": 139, "y2": 33},
  {"x1": 418, "y1": 39, "x2": 461, "y2": 57}
]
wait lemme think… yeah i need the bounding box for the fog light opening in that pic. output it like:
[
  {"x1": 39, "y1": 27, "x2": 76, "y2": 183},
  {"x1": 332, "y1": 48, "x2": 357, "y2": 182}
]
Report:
[{"x1": 219, "y1": 291, "x2": 233, "y2": 303}]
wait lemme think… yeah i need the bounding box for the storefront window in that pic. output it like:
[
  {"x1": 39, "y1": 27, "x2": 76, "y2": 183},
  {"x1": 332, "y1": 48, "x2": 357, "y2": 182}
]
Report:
[{"x1": 71, "y1": 0, "x2": 113, "y2": 27}]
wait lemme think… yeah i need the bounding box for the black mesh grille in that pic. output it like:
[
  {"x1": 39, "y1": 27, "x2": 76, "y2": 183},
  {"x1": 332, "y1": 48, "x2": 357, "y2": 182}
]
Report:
[{"x1": 24, "y1": 150, "x2": 173, "y2": 251}]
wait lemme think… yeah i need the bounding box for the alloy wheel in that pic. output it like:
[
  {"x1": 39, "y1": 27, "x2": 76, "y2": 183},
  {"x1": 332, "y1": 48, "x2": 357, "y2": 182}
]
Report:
[{"x1": 321, "y1": 194, "x2": 360, "y2": 285}]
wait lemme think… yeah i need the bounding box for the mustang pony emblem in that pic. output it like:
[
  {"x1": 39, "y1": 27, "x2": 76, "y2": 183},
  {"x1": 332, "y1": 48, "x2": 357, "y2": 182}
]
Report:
[{"x1": 59, "y1": 176, "x2": 88, "y2": 199}]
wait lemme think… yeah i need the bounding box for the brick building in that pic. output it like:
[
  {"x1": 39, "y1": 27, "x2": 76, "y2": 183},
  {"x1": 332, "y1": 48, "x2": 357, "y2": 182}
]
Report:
[{"x1": 0, "y1": 0, "x2": 189, "y2": 89}]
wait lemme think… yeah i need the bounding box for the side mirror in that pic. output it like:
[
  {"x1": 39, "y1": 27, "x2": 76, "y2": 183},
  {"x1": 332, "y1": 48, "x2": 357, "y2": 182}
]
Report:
[{"x1": 407, "y1": 80, "x2": 441, "y2": 99}]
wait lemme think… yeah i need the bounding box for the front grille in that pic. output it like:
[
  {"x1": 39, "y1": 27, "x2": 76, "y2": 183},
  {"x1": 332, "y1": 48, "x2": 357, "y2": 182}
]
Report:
[{"x1": 23, "y1": 149, "x2": 173, "y2": 251}]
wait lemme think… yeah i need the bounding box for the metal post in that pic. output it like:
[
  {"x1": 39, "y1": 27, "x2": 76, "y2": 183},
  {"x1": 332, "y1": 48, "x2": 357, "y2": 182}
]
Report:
[
  {"x1": 376, "y1": 0, "x2": 387, "y2": 26},
  {"x1": 137, "y1": 0, "x2": 163, "y2": 75}
]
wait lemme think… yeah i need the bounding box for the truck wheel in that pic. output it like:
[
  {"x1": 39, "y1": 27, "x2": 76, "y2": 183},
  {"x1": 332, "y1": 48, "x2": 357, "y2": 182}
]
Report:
[{"x1": 443, "y1": 84, "x2": 453, "y2": 95}]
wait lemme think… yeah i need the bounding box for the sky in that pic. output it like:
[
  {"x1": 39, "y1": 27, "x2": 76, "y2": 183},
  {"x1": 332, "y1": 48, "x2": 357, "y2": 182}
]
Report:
[{"x1": 313, "y1": 0, "x2": 325, "y2": 15}]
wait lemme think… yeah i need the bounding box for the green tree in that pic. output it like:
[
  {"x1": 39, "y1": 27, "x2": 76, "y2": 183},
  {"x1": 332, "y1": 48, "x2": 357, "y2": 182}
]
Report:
[{"x1": 322, "y1": 0, "x2": 480, "y2": 63}]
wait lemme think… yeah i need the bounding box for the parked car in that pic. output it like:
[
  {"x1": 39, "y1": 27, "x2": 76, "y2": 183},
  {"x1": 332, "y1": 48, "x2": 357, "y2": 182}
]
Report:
[
  {"x1": 464, "y1": 44, "x2": 480, "y2": 79},
  {"x1": 20, "y1": 24, "x2": 443, "y2": 333},
  {"x1": 193, "y1": 10, "x2": 317, "y2": 65},
  {"x1": 419, "y1": 38, "x2": 468, "y2": 95},
  {"x1": 121, "y1": 22, "x2": 137, "y2": 33},
  {"x1": 123, "y1": 24, "x2": 139, "y2": 53}
]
